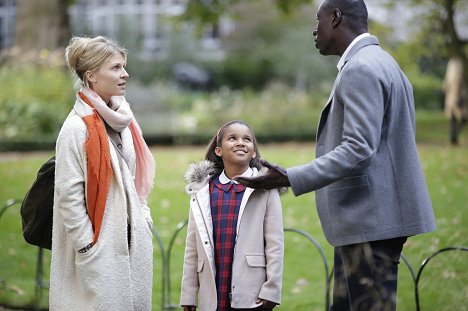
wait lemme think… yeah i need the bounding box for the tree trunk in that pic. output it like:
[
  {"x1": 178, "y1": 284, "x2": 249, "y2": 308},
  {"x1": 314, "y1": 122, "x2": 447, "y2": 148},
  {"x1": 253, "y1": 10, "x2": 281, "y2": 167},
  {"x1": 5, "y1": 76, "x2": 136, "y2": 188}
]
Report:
[
  {"x1": 443, "y1": 0, "x2": 467, "y2": 144},
  {"x1": 12, "y1": 0, "x2": 70, "y2": 64}
]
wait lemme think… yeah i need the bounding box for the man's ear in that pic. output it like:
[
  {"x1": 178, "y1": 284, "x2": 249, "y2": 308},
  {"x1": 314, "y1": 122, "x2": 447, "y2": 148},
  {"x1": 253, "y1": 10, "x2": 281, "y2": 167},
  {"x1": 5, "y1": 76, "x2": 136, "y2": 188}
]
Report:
[{"x1": 331, "y1": 8, "x2": 343, "y2": 28}]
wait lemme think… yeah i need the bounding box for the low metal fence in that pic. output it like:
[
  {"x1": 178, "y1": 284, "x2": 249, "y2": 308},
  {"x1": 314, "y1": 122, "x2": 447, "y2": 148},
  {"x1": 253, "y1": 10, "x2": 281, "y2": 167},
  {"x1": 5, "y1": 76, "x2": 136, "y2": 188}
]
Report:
[{"x1": 1, "y1": 199, "x2": 467, "y2": 311}]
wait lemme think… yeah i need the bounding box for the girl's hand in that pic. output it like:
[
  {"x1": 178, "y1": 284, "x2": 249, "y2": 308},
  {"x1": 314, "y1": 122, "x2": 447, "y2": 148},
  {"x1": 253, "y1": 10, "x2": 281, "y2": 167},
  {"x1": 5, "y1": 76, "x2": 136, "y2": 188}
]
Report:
[
  {"x1": 182, "y1": 306, "x2": 197, "y2": 311},
  {"x1": 256, "y1": 298, "x2": 278, "y2": 309}
]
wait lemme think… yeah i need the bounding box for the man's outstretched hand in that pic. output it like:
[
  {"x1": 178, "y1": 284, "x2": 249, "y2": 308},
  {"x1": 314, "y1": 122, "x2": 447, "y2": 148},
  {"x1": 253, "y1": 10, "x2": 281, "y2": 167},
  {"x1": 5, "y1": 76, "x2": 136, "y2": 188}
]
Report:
[{"x1": 233, "y1": 159, "x2": 290, "y2": 190}]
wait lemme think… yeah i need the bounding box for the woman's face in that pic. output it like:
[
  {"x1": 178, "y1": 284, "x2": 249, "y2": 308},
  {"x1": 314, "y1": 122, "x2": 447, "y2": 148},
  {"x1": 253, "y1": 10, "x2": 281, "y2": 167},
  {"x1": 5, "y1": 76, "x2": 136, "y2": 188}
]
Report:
[{"x1": 87, "y1": 53, "x2": 128, "y2": 103}]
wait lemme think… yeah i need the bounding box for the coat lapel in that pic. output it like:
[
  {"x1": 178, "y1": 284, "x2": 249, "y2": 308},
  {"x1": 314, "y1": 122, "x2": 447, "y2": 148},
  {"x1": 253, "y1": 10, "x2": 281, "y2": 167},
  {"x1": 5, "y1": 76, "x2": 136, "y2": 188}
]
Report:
[
  {"x1": 316, "y1": 74, "x2": 340, "y2": 140},
  {"x1": 236, "y1": 187, "x2": 254, "y2": 234},
  {"x1": 193, "y1": 184, "x2": 214, "y2": 247}
]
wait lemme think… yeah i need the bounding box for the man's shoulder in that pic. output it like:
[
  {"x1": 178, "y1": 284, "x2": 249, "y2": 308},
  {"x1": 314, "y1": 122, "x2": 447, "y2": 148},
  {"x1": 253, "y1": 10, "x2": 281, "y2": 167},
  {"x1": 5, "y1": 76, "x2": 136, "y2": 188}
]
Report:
[{"x1": 346, "y1": 45, "x2": 395, "y2": 73}]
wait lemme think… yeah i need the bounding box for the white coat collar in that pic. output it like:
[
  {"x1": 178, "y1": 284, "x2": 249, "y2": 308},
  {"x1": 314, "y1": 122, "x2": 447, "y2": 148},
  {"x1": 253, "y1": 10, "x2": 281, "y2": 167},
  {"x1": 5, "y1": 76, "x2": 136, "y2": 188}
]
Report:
[{"x1": 219, "y1": 167, "x2": 253, "y2": 184}]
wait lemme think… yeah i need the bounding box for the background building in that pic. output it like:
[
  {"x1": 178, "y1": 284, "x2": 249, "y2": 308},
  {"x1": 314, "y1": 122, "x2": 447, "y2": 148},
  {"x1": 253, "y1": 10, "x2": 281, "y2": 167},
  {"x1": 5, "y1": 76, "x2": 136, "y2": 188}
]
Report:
[
  {"x1": 0, "y1": 0, "x2": 16, "y2": 49},
  {"x1": 0, "y1": 0, "x2": 234, "y2": 59}
]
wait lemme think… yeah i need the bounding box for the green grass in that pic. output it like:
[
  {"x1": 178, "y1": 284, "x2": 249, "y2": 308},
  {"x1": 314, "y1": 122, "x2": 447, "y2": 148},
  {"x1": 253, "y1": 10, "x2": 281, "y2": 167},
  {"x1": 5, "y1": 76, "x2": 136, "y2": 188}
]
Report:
[{"x1": 1, "y1": 132, "x2": 467, "y2": 310}]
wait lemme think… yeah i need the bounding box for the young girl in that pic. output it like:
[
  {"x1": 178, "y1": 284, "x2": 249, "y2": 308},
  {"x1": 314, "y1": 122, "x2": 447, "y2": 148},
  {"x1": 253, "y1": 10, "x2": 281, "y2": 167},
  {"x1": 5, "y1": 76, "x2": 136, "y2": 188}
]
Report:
[{"x1": 180, "y1": 120, "x2": 284, "y2": 311}]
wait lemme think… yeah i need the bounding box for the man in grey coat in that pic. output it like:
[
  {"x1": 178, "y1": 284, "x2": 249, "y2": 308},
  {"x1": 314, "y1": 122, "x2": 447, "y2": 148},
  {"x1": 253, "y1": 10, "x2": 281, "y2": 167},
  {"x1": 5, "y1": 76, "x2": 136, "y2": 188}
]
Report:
[{"x1": 235, "y1": 0, "x2": 436, "y2": 310}]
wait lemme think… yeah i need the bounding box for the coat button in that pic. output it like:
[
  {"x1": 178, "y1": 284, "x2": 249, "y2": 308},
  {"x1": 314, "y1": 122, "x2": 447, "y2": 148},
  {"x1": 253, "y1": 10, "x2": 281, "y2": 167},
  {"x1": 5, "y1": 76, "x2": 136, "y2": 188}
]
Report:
[
  {"x1": 204, "y1": 241, "x2": 208, "y2": 245},
  {"x1": 117, "y1": 143, "x2": 122, "y2": 149}
]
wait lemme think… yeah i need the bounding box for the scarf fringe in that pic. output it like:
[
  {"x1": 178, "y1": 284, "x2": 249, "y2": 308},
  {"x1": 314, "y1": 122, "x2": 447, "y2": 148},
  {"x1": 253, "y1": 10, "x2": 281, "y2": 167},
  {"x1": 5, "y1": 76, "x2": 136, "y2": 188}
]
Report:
[{"x1": 130, "y1": 119, "x2": 156, "y2": 201}]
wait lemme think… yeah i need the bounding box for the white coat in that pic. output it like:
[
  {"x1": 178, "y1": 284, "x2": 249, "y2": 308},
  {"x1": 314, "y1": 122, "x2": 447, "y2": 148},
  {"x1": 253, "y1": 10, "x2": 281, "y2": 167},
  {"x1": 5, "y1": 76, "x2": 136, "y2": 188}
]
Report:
[
  {"x1": 180, "y1": 161, "x2": 284, "y2": 310},
  {"x1": 50, "y1": 102, "x2": 154, "y2": 311}
]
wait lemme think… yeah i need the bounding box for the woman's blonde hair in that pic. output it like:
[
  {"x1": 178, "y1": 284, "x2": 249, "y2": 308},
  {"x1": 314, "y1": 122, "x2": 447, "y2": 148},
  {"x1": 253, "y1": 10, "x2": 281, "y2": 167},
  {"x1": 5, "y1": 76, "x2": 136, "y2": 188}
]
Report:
[{"x1": 65, "y1": 36, "x2": 128, "y2": 90}]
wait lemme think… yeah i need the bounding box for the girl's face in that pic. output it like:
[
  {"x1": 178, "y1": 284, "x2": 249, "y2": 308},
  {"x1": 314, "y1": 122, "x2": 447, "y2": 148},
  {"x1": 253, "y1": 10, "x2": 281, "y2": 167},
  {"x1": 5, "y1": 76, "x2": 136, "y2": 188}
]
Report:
[
  {"x1": 215, "y1": 123, "x2": 256, "y2": 170},
  {"x1": 86, "y1": 53, "x2": 129, "y2": 103}
]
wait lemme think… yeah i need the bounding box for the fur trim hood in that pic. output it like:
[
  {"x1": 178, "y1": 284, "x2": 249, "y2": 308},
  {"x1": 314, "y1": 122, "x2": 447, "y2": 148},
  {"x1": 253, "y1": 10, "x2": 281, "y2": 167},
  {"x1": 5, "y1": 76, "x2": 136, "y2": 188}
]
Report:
[
  {"x1": 184, "y1": 160, "x2": 219, "y2": 194},
  {"x1": 184, "y1": 160, "x2": 288, "y2": 195}
]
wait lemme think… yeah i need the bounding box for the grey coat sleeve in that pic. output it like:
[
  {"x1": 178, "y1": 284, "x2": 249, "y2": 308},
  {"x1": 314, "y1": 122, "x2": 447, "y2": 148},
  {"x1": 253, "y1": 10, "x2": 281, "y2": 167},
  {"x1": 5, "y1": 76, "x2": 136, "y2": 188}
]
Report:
[{"x1": 288, "y1": 59, "x2": 386, "y2": 196}]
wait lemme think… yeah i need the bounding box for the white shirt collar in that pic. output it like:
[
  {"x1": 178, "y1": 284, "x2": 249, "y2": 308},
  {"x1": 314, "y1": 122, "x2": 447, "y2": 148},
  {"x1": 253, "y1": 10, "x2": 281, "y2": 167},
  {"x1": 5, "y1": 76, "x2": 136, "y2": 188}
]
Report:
[
  {"x1": 219, "y1": 167, "x2": 253, "y2": 184},
  {"x1": 337, "y1": 33, "x2": 370, "y2": 71}
]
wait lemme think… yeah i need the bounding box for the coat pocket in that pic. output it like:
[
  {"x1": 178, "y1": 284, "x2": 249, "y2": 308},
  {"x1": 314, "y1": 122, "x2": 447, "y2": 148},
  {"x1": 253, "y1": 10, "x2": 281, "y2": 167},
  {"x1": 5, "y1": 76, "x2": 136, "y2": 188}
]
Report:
[
  {"x1": 328, "y1": 175, "x2": 377, "y2": 235},
  {"x1": 329, "y1": 175, "x2": 369, "y2": 190},
  {"x1": 245, "y1": 254, "x2": 266, "y2": 267},
  {"x1": 197, "y1": 259, "x2": 205, "y2": 272},
  {"x1": 240, "y1": 254, "x2": 267, "y2": 298}
]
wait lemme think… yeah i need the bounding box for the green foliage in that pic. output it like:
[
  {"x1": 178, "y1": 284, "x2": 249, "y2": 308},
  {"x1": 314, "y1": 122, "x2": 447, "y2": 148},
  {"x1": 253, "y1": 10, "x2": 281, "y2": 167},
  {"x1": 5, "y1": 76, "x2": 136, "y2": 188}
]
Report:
[
  {"x1": 180, "y1": 0, "x2": 229, "y2": 27},
  {"x1": 123, "y1": 0, "x2": 455, "y2": 106},
  {"x1": 215, "y1": 1, "x2": 284, "y2": 90},
  {"x1": 413, "y1": 110, "x2": 459, "y2": 142},
  {"x1": 180, "y1": 0, "x2": 313, "y2": 27},
  {"x1": 163, "y1": 82, "x2": 326, "y2": 144},
  {"x1": 211, "y1": 56, "x2": 274, "y2": 90},
  {"x1": 267, "y1": 25, "x2": 338, "y2": 90},
  {"x1": 0, "y1": 66, "x2": 452, "y2": 152},
  {"x1": 374, "y1": 0, "x2": 467, "y2": 79},
  {"x1": 407, "y1": 71, "x2": 444, "y2": 110},
  {"x1": 0, "y1": 66, "x2": 74, "y2": 147},
  {"x1": 214, "y1": 1, "x2": 337, "y2": 91}
]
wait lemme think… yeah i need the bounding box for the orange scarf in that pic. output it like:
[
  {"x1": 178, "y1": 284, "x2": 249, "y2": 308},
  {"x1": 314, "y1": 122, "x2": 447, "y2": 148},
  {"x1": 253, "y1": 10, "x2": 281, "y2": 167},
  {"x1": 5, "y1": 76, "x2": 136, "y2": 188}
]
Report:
[{"x1": 79, "y1": 92, "x2": 112, "y2": 244}]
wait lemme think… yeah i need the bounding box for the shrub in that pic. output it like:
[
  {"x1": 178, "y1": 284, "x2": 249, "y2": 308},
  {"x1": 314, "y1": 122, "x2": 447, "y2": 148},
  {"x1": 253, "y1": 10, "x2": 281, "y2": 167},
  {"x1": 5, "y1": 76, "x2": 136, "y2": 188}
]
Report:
[
  {"x1": 0, "y1": 66, "x2": 74, "y2": 150},
  {"x1": 407, "y1": 71, "x2": 444, "y2": 110},
  {"x1": 163, "y1": 82, "x2": 326, "y2": 143}
]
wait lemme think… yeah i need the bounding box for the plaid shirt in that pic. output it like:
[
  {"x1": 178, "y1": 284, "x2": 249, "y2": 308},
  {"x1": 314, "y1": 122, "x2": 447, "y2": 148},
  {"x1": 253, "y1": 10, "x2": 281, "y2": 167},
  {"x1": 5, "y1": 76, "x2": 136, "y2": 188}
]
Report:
[{"x1": 210, "y1": 174, "x2": 246, "y2": 311}]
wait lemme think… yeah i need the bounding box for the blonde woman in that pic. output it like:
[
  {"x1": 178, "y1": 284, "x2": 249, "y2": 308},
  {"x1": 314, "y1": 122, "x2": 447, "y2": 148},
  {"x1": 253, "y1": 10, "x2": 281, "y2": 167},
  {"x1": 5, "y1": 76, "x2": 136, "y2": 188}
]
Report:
[{"x1": 50, "y1": 36, "x2": 155, "y2": 311}]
